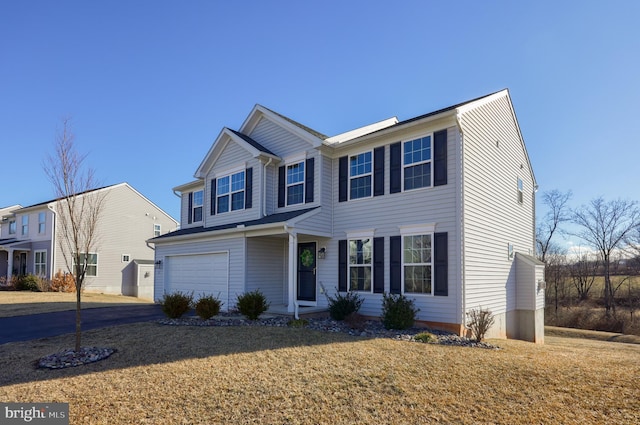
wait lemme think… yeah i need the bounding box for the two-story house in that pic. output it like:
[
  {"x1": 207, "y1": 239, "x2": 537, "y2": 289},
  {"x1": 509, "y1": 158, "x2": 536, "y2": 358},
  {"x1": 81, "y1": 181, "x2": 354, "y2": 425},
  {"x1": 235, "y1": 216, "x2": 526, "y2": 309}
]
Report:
[
  {"x1": 150, "y1": 89, "x2": 545, "y2": 342},
  {"x1": 0, "y1": 183, "x2": 178, "y2": 299}
]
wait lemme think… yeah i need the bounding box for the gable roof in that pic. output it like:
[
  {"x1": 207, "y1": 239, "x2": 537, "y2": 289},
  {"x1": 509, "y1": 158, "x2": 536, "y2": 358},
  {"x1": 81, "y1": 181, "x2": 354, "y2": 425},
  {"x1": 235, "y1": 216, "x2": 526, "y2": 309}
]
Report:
[{"x1": 16, "y1": 184, "x2": 119, "y2": 212}]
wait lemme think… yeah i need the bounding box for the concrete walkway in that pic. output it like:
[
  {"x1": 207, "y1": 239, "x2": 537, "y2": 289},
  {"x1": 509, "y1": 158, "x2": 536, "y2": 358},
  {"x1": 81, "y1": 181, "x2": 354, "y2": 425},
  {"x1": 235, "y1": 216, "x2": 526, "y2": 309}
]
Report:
[{"x1": 0, "y1": 304, "x2": 166, "y2": 344}]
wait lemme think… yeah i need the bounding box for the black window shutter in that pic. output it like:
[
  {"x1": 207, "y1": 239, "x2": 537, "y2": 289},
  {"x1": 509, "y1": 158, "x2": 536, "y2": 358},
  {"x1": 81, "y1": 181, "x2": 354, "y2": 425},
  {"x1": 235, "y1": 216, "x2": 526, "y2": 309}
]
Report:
[
  {"x1": 373, "y1": 237, "x2": 384, "y2": 293},
  {"x1": 338, "y1": 239, "x2": 347, "y2": 292},
  {"x1": 338, "y1": 156, "x2": 348, "y2": 202},
  {"x1": 305, "y1": 157, "x2": 314, "y2": 203},
  {"x1": 390, "y1": 142, "x2": 402, "y2": 193},
  {"x1": 210, "y1": 179, "x2": 216, "y2": 215},
  {"x1": 245, "y1": 168, "x2": 253, "y2": 209},
  {"x1": 434, "y1": 129, "x2": 448, "y2": 186},
  {"x1": 187, "y1": 192, "x2": 193, "y2": 224},
  {"x1": 373, "y1": 146, "x2": 385, "y2": 196},
  {"x1": 390, "y1": 235, "x2": 401, "y2": 294},
  {"x1": 434, "y1": 232, "x2": 448, "y2": 296},
  {"x1": 278, "y1": 166, "x2": 286, "y2": 208}
]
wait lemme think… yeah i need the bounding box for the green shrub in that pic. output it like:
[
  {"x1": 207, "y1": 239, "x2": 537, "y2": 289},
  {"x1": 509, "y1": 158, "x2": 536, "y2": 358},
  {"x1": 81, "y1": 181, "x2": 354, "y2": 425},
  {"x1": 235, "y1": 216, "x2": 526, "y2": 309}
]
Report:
[
  {"x1": 15, "y1": 274, "x2": 41, "y2": 292},
  {"x1": 195, "y1": 294, "x2": 222, "y2": 320},
  {"x1": 236, "y1": 290, "x2": 270, "y2": 320},
  {"x1": 288, "y1": 318, "x2": 308, "y2": 328},
  {"x1": 466, "y1": 307, "x2": 495, "y2": 342},
  {"x1": 327, "y1": 291, "x2": 364, "y2": 320},
  {"x1": 381, "y1": 293, "x2": 419, "y2": 330},
  {"x1": 414, "y1": 332, "x2": 435, "y2": 343},
  {"x1": 159, "y1": 291, "x2": 193, "y2": 318}
]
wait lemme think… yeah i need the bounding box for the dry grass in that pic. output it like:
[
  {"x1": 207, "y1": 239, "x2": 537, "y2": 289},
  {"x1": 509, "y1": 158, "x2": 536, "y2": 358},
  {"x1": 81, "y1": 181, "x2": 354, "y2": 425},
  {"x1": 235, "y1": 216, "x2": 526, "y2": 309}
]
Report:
[
  {"x1": 1, "y1": 323, "x2": 639, "y2": 424},
  {"x1": 0, "y1": 292, "x2": 152, "y2": 317}
]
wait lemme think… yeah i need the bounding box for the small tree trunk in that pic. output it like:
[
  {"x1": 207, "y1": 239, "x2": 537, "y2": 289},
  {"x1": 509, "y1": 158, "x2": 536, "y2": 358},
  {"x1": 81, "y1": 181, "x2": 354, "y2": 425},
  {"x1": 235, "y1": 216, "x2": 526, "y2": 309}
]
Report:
[{"x1": 75, "y1": 285, "x2": 81, "y2": 352}]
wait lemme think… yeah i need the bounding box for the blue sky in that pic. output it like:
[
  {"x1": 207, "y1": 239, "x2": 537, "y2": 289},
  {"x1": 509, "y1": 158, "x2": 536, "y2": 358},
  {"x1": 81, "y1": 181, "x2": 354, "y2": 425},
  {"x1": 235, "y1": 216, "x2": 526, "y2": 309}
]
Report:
[{"x1": 1, "y1": 0, "x2": 639, "y2": 248}]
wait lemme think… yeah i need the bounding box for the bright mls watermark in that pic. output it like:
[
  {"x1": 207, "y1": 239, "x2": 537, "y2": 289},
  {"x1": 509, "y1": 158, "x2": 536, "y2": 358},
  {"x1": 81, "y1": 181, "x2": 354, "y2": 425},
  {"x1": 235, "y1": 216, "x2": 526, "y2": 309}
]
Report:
[{"x1": 1, "y1": 403, "x2": 68, "y2": 424}]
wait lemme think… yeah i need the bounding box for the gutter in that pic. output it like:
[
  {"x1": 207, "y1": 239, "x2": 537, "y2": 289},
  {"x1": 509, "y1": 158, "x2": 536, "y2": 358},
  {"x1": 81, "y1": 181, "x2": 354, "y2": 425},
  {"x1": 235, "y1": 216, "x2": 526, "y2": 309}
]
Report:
[
  {"x1": 47, "y1": 204, "x2": 56, "y2": 280},
  {"x1": 456, "y1": 111, "x2": 467, "y2": 333}
]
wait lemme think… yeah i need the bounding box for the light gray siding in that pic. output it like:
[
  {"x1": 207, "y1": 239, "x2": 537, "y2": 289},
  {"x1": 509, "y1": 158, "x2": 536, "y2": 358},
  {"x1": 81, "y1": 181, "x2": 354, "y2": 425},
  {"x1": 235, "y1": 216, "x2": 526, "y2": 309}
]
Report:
[
  {"x1": 459, "y1": 94, "x2": 536, "y2": 325},
  {"x1": 329, "y1": 123, "x2": 462, "y2": 325},
  {"x1": 249, "y1": 117, "x2": 313, "y2": 158},
  {"x1": 52, "y1": 184, "x2": 178, "y2": 295},
  {"x1": 246, "y1": 237, "x2": 286, "y2": 305}
]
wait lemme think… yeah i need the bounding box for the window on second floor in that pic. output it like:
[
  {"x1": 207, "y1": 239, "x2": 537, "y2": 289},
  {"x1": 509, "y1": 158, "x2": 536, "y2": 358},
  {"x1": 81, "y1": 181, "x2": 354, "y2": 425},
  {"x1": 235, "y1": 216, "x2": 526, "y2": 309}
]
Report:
[
  {"x1": 404, "y1": 135, "x2": 432, "y2": 190},
  {"x1": 38, "y1": 212, "x2": 46, "y2": 234},
  {"x1": 517, "y1": 178, "x2": 524, "y2": 204},
  {"x1": 21, "y1": 216, "x2": 28, "y2": 235},
  {"x1": 217, "y1": 170, "x2": 245, "y2": 213},
  {"x1": 286, "y1": 162, "x2": 305, "y2": 205},
  {"x1": 154, "y1": 223, "x2": 161, "y2": 237},
  {"x1": 9, "y1": 220, "x2": 16, "y2": 234},
  {"x1": 192, "y1": 190, "x2": 203, "y2": 222},
  {"x1": 349, "y1": 151, "x2": 372, "y2": 199}
]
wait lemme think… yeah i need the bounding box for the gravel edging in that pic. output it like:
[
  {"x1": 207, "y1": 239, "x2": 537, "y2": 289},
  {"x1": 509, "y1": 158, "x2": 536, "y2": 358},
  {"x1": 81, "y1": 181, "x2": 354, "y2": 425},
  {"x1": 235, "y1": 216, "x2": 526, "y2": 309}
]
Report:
[
  {"x1": 38, "y1": 346, "x2": 116, "y2": 369},
  {"x1": 159, "y1": 313, "x2": 500, "y2": 349}
]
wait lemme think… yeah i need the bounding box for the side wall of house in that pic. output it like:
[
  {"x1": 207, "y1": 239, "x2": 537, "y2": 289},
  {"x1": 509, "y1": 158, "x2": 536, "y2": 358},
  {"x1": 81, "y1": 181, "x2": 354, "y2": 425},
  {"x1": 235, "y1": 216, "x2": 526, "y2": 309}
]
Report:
[
  {"x1": 246, "y1": 237, "x2": 286, "y2": 305},
  {"x1": 53, "y1": 185, "x2": 179, "y2": 295},
  {"x1": 459, "y1": 94, "x2": 536, "y2": 338}
]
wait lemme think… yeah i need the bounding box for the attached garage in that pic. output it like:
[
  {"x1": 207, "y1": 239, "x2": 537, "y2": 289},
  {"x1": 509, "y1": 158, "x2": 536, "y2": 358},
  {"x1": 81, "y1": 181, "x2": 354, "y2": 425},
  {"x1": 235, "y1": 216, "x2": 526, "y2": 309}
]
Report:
[{"x1": 164, "y1": 252, "x2": 229, "y2": 305}]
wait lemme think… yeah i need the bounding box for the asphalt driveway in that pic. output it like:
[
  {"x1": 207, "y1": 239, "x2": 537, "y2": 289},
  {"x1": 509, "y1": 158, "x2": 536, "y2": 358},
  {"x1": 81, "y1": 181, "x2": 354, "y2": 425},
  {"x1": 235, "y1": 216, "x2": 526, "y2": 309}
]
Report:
[{"x1": 0, "y1": 304, "x2": 166, "y2": 344}]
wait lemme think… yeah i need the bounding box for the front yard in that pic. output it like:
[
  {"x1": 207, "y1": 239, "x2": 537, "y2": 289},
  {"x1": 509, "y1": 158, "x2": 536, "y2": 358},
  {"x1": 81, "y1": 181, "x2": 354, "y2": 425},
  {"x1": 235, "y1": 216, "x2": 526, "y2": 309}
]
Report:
[{"x1": 1, "y1": 320, "x2": 639, "y2": 424}]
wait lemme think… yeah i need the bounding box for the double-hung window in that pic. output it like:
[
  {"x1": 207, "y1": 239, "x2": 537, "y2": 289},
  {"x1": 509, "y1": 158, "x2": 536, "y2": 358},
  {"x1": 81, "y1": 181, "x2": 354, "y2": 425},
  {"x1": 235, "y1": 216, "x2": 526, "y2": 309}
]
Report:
[
  {"x1": 217, "y1": 170, "x2": 245, "y2": 213},
  {"x1": 154, "y1": 224, "x2": 161, "y2": 237},
  {"x1": 34, "y1": 250, "x2": 47, "y2": 276},
  {"x1": 286, "y1": 162, "x2": 305, "y2": 205},
  {"x1": 9, "y1": 220, "x2": 16, "y2": 234},
  {"x1": 404, "y1": 135, "x2": 432, "y2": 190},
  {"x1": 349, "y1": 151, "x2": 372, "y2": 199},
  {"x1": 21, "y1": 216, "x2": 28, "y2": 235},
  {"x1": 192, "y1": 190, "x2": 203, "y2": 222},
  {"x1": 348, "y1": 238, "x2": 372, "y2": 291},
  {"x1": 517, "y1": 178, "x2": 524, "y2": 204},
  {"x1": 73, "y1": 252, "x2": 98, "y2": 277},
  {"x1": 38, "y1": 212, "x2": 46, "y2": 234},
  {"x1": 403, "y1": 234, "x2": 432, "y2": 294}
]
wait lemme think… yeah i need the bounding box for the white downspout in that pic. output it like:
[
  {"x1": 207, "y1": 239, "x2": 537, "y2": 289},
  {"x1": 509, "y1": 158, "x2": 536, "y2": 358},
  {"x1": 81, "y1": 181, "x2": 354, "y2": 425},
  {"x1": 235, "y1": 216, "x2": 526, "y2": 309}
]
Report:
[
  {"x1": 456, "y1": 113, "x2": 467, "y2": 335},
  {"x1": 48, "y1": 205, "x2": 56, "y2": 280},
  {"x1": 285, "y1": 224, "x2": 299, "y2": 319}
]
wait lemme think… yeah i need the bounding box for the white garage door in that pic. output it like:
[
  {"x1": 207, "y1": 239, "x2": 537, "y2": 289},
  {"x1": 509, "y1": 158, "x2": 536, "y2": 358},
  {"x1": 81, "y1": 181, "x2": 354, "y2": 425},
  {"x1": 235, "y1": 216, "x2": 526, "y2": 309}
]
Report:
[{"x1": 165, "y1": 253, "x2": 228, "y2": 304}]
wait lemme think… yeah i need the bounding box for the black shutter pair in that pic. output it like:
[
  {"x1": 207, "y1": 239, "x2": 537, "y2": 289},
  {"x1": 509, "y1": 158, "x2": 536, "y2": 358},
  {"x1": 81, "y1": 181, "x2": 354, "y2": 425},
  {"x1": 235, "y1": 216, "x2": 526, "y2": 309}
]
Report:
[
  {"x1": 390, "y1": 128, "x2": 448, "y2": 193},
  {"x1": 209, "y1": 168, "x2": 253, "y2": 215},
  {"x1": 338, "y1": 237, "x2": 384, "y2": 293},
  {"x1": 339, "y1": 147, "x2": 385, "y2": 202},
  {"x1": 390, "y1": 232, "x2": 448, "y2": 296},
  {"x1": 187, "y1": 192, "x2": 193, "y2": 224},
  {"x1": 278, "y1": 158, "x2": 314, "y2": 207}
]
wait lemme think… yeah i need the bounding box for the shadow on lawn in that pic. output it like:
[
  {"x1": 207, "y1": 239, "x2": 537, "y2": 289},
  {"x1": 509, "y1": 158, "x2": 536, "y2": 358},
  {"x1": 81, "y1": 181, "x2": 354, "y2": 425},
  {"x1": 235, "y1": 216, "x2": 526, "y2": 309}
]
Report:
[{"x1": 0, "y1": 321, "x2": 359, "y2": 387}]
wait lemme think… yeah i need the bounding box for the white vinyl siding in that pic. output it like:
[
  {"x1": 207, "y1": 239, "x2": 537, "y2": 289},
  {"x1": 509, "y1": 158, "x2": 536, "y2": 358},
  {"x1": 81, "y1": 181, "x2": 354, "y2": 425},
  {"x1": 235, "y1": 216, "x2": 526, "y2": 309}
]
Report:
[
  {"x1": 458, "y1": 93, "x2": 536, "y2": 321},
  {"x1": 249, "y1": 117, "x2": 312, "y2": 159},
  {"x1": 246, "y1": 237, "x2": 286, "y2": 305}
]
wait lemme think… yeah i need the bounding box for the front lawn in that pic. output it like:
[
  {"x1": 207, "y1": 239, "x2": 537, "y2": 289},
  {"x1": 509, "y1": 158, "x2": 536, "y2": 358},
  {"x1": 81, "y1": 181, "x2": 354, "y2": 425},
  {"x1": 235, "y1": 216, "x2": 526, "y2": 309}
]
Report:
[{"x1": 1, "y1": 323, "x2": 638, "y2": 424}]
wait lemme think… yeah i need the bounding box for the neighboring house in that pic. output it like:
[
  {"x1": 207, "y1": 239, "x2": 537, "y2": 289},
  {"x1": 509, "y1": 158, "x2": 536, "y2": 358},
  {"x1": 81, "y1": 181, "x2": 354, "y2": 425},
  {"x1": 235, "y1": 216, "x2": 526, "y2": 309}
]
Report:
[
  {"x1": 0, "y1": 183, "x2": 178, "y2": 299},
  {"x1": 150, "y1": 89, "x2": 545, "y2": 342}
]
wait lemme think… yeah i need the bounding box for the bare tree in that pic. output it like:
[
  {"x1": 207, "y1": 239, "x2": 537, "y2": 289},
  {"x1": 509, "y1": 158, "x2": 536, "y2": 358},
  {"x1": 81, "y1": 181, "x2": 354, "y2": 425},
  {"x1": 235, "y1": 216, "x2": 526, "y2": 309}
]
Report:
[
  {"x1": 569, "y1": 252, "x2": 599, "y2": 301},
  {"x1": 572, "y1": 197, "x2": 640, "y2": 316},
  {"x1": 544, "y1": 244, "x2": 569, "y2": 317},
  {"x1": 44, "y1": 119, "x2": 106, "y2": 352},
  {"x1": 536, "y1": 190, "x2": 572, "y2": 263}
]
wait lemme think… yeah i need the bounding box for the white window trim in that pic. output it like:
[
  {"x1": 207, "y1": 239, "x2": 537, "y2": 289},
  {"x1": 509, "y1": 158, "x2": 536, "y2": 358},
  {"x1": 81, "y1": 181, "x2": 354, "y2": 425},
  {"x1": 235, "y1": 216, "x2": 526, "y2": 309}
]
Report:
[
  {"x1": 399, "y1": 223, "x2": 436, "y2": 236},
  {"x1": 38, "y1": 212, "x2": 46, "y2": 234},
  {"x1": 216, "y1": 169, "x2": 246, "y2": 214},
  {"x1": 401, "y1": 232, "x2": 434, "y2": 296},
  {"x1": 8, "y1": 219, "x2": 16, "y2": 234},
  {"x1": 122, "y1": 254, "x2": 131, "y2": 263},
  {"x1": 285, "y1": 161, "x2": 305, "y2": 206},
  {"x1": 349, "y1": 150, "x2": 373, "y2": 200},
  {"x1": 517, "y1": 178, "x2": 524, "y2": 204},
  {"x1": 73, "y1": 252, "x2": 99, "y2": 277},
  {"x1": 21, "y1": 215, "x2": 28, "y2": 235},
  {"x1": 154, "y1": 223, "x2": 161, "y2": 237},
  {"x1": 192, "y1": 190, "x2": 204, "y2": 222},
  {"x1": 34, "y1": 250, "x2": 47, "y2": 276},
  {"x1": 402, "y1": 133, "x2": 433, "y2": 191}
]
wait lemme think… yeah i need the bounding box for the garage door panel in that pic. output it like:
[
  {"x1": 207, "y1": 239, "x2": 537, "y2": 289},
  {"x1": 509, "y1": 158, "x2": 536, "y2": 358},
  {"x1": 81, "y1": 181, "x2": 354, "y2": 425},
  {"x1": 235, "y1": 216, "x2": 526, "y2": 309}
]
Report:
[{"x1": 165, "y1": 253, "x2": 228, "y2": 305}]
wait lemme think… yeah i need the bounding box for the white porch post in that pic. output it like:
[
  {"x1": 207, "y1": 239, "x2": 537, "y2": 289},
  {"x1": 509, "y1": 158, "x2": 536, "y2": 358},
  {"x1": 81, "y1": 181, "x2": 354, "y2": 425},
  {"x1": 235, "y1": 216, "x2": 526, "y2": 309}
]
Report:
[
  {"x1": 287, "y1": 230, "x2": 297, "y2": 313},
  {"x1": 7, "y1": 249, "x2": 14, "y2": 279}
]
